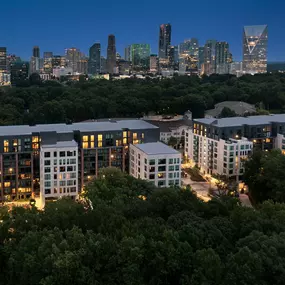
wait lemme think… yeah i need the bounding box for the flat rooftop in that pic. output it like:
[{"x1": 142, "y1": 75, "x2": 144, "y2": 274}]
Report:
[
  {"x1": 42, "y1": 140, "x2": 78, "y2": 148},
  {"x1": 194, "y1": 114, "x2": 285, "y2": 128},
  {"x1": 0, "y1": 120, "x2": 158, "y2": 136},
  {"x1": 133, "y1": 142, "x2": 180, "y2": 155}
]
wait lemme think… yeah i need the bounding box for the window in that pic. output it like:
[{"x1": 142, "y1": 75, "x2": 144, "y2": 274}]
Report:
[
  {"x1": 59, "y1": 181, "x2": 66, "y2": 186},
  {"x1": 158, "y1": 159, "x2": 166, "y2": 165},
  {"x1": 45, "y1": 189, "x2": 51, "y2": 195},
  {"x1": 45, "y1": 167, "x2": 51, "y2": 173},
  {"x1": 169, "y1": 158, "x2": 173, "y2": 164},
  {"x1": 32, "y1": 136, "x2": 40, "y2": 150},
  {"x1": 133, "y1": 133, "x2": 137, "y2": 140},
  {"x1": 83, "y1": 136, "x2": 88, "y2": 149},
  {"x1": 60, "y1": 151, "x2": 65, "y2": 157},
  {"x1": 4, "y1": 140, "x2": 9, "y2": 153},
  {"x1": 44, "y1": 174, "x2": 51, "y2": 180},
  {"x1": 54, "y1": 152, "x2": 57, "y2": 157},
  {"x1": 44, "y1": 152, "x2": 50, "y2": 158},
  {"x1": 149, "y1": 166, "x2": 155, "y2": 172},
  {"x1": 149, "y1": 159, "x2": 155, "y2": 165},
  {"x1": 67, "y1": 166, "x2": 73, "y2": 172},
  {"x1": 175, "y1": 180, "x2": 180, "y2": 185},
  {"x1": 142, "y1": 133, "x2": 144, "y2": 139},
  {"x1": 175, "y1": 165, "x2": 179, "y2": 171},
  {"x1": 44, "y1": 160, "x2": 50, "y2": 166},
  {"x1": 90, "y1": 135, "x2": 95, "y2": 148},
  {"x1": 98, "y1": 134, "x2": 103, "y2": 147},
  {"x1": 60, "y1": 167, "x2": 65, "y2": 172},
  {"x1": 169, "y1": 173, "x2": 173, "y2": 178},
  {"x1": 169, "y1": 180, "x2": 174, "y2": 185},
  {"x1": 169, "y1": 165, "x2": 174, "y2": 171},
  {"x1": 4, "y1": 182, "x2": 10, "y2": 187},
  {"x1": 144, "y1": 158, "x2": 147, "y2": 164},
  {"x1": 158, "y1": 181, "x2": 166, "y2": 187},
  {"x1": 158, "y1": 166, "x2": 166, "y2": 172},
  {"x1": 44, "y1": 181, "x2": 51, "y2": 187},
  {"x1": 157, "y1": 173, "x2": 165, "y2": 178},
  {"x1": 149, "y1": 174, "x2": 155, "y2": 179}
]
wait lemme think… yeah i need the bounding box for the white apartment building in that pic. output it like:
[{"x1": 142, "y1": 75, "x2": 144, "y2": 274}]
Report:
[
  {"x1": 185, "y1": 129, "x2": 253, "y2": 179},
  {"x1": 129, "y1": 142, "x2": 181, "y2": 187},
  {"x1": 40, "y1": 140, "x2": 78, "y2": 207},
  {"x1": 275, "y1": 134, "x2": 285, "y2": 154}
]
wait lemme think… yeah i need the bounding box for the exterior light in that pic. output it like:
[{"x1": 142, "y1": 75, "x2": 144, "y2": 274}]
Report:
[
  {"x1": 110, "y1": 154, "x2": 114, "y2": 159},
  {"x1": 87, "y1": 176, "x2": 91, "y2": 180},
  {"x1": 9, "y1": 168, "x2": 13, "y2": 173}
]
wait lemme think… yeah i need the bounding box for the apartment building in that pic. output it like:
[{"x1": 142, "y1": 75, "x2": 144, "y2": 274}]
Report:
[
  {"x1": 185, "y1": 114, "x2": 285, "y2": 179},
  {"x1": 129, "y1": 142, "x2": 181, "y2": 187},
  {"x1": 0, "y1": 120, "x2": 159, "y2": 203}
]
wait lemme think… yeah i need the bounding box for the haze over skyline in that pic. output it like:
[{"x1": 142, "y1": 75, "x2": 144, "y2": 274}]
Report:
[{"x1": 2, "y1": 0, "x2": 284, "y2": 61}]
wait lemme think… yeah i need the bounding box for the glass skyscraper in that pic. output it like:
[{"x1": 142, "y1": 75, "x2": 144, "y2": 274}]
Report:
[
  {"x1": 130, "y1": 44, "x2": 150, "y2": 71},
  {"x1": 243, "y1": 25, "x2": 268, "y2": 74},
  {"x1": 158, "y1": 24, "x2": 171, "y2": 59},
  {"x1": 88, "y1": 43, "x2": 101, "y2": 74},
  {"x1": 215, "y1": 42, "x2": 231, "y2": 74},
  {"x1": 107, "y1": 35, "x2": 116, "y2": 74}
]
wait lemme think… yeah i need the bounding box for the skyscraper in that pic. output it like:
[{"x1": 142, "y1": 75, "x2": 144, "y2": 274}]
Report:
[
  {"x1": 88, "y1": 43, "x2": 101, "y2": 74},
  {"x1": 215, "y1": 42, "x2": 231, "y2": 74},
  {"x1": 11, "y1": 61, "x2": 29, "y2": 86},
  {"x1": 100, "y1": 56, "x2": 107, "y2": 73},
  {"x1": 149, "y1": 54, "x2": 158, "y2": 73},
  {"x1": 66, "y1": 48, "x2": 81, "y2": 74},
  {"x1": 33, "y1": 46, "x2": 40, "y2": 58},
  {"x1": 203, "y1": 40, "x2": 217, "y2": 75},
  {"x1": 243, "y1": 25, "x2": 268, "y2": 74},
  {"x1": 130, "y1": 44, "x2": 150, "y2": 71},
  {"x1": 43, "y1": 52, "x2": 53, "y2": 74},
  {"x1": 124, "y1": 46, "x2": 131, "y2": 62},
  {"x1": 198, "y1": 47, "x2": 204, "y2": 71},
  {"x1": 107, "y1": 35, "x2": 116, "y2": 74},
  {"x1": 179, "y1": 39, "x2": 199, "y2": 74},
  {"x1": 158, "y1": 24, "x2": 171, "y2": 59},
  {"x1": 0, "y1": 47, "x2": 7, "y2": 73}
]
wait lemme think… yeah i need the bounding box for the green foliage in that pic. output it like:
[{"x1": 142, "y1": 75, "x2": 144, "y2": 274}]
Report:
[
  {"x1": 3, "y1": 73, "x2": 285, "y2": 125},
  {"x1": 1, "y1": 168, "x2": 285, "y2": 284},
  {"x1": 244, "y1": 149, "x2": 285, "y2": 204},
  {"x1": 219, "y1": 107, "x2": 237, "y2": 118}
]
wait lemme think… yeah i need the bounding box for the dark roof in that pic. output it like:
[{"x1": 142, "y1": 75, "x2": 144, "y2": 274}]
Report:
[{"x1": 143, "y1": 119, "x2": 191, "y2": 132}]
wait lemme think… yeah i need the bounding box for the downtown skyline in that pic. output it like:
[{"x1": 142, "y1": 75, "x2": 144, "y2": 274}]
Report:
[{"x1": 1, "y1": 0, "x2": 284, "y2": 62}]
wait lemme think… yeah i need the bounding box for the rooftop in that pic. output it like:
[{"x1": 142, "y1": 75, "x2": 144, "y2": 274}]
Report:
[
  {"x1": 42, "y1": 140, "x2": 78, "y2": 148},
  {"x1": 195, "y1": 114, "x2": 285, "y2": 128},
  {"x1": 0, "y1": 120, "x2": 158, "y2": 136},
  {"x1": 133, "y1": 142, "x2": 180, "y2": 155}
]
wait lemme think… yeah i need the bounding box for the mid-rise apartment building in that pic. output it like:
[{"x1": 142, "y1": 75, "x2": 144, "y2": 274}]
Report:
[
  {"x1": 185, "y1": 114, "x2": 285, "y2": 179},
  {"x1": 130, "y1": 142, "x2": 181, "y2": 187},
  {"x1": 0, "y1": 120, "x2": 159, "y2": 203}
]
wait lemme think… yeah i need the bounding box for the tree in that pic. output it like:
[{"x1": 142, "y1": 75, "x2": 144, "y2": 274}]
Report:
[
  {"x1": 219, "y1": 107, "x2": 237, "y2": 118},
  {"x1": 168, "y1": 136, "x2": 178, "y2": 147}
]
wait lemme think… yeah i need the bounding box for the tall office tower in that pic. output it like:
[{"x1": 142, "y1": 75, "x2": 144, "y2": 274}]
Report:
[
  {"x1": 174, "y1": 45, "x2": 179, "y2": 64},
  {"x1": 10, "y1": 61, "x2": 29, "y2": 86},
  {"x1": 52, "y1": 55, "x2": 66, "y2": 68},
  {"x1": 130, "y1": 44, "x2": 150, "y2": 71},
  {"x1": 100, "y1": 56, "x2": 107, "y2": 73},
  {"x1": 158, "y1": 23, "x2": 171, "y2": 59},
  {"x1": 77, "y1": 58, "x2": 88, "y2": 74},
  {"x1": 118, "y1": 59, "x2": 131, "y2": 75},
  {"x1": 33, "y1": 46, "x2": 40, "y2": 58},
  {"x1": 198, "y1": 47, "x2": 204, "y2": 71},
  {"x1": 243, "y1": 25, "x2": 268, "y2": 74},
  {"x1": 107, "y1": 34, "x2": 116, "y2": 74},
  {"x1": 43, "y1": 52, "x2": 53, "y2": 74},
  {"x1": 66, "y1": 48, "x2": 81, "y2": 74},
  {"x1": 124, "y1": 45, "x2": 131, "y2": 61},
  {"x1": 0, "y1": 47, "x2": 7, "y2": 73},
  {"x1": 149, "y1": 54, "x2": 158, "y2": 73},
  {"x1": 179, "y1": 39, "x2": 199, "y2": 74},
  {"x1": 203, "y1": 40, "x2": 217, "y2": 75},
  {"x1": 88, "y1": 43, "x2": 101, "y2": 74},
  {"x1": 215, "y1": 42, "x2": 231, "y2": 74}
]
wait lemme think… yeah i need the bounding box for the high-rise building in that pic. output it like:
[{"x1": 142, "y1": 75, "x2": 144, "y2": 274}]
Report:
[
  {"x1": 118, "y1": 60, "x2": 131, "y2": 75},
  {"x1": 66, "y1": 48, "x2": 81, "y2": 74},
  {"x1": 100, "y1": 56, "x2": 107, "y2": 73},
  {"x1": 88, "y1": 43, "x2": 101, "y2": 74},
  {"x1": 230, "y1": 62, "x2": 243, "y2": 77},
  {"x1": 107, "y1": 34, "x2": 116, "y2": 74},
  {"x1": 124, "y1": 46, "x2": 131, "y2": 61},
  {"x1": 179, "y1": 39, "x2": 199, "y2": 74},
  {"x1": 10, "y1": 61, "x2": 29, "y2": 86},
  {"x1": 243, "y1": 25, "x2": 268, "y2": 74},
  {"x1": 149, "y1": 54, "x2": 158, "y2": 73},
  {"x1": 77, "y1": 58, "x2": 88, "y2": 74},
  {"x1": 0, "y1": 47, "x2": 7, "y2": 73},
  {"x1": 215, "y1": 42, "x2": 231, "y2": 74},
  {"x1": 203, "y1": 40, "x2": 217, "y2": 75},
  {"x1": 52, "y1": 55, "x2": 66, "y2": 68},
  {"x1": 158, "y1": 24, "x2": 171, "y2": 59},
  {"x1": 43, "y1": 52, "x2": 53, "y2": 74},
  {"x1": 198, "y1": 47, "x2": 204, "y2": 71},
  {"x1": 174, "y1": 45, "x2": 179, "y2": 65},
  {"x1": 130, "y1": 44, "x2": 150, "y2": 71},
  {"x1": 33, "y1": 46, "x2": 40, "y2": 58}
]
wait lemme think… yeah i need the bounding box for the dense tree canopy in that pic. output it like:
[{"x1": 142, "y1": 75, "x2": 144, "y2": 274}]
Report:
[
  {"x1": 244, "y1": 149, "x2": 285, "y2": 204},
  {"x1": 1, "y1": 168, "x2": 285, "y2": 284},
  {"x1": 2, "y1": 73, "x2": 285, "y2": 125}
]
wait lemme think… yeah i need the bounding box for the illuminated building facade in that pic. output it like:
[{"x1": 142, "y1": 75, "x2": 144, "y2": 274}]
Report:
[
  {"x1": 243, "y1": 25, "x2": 268, "y2": 74},
  {"x1": 0, "y1": 120, "x2": 159, "y2": 203},
  {"x1": 43, "y1": 52, "x2": 53, "y2": 74},
  {"x1": 130, "y1": 44, "x2": 150, "y2": 71},
  {"x1": 179, "y1": 38, "x2": 199, "y2": 74},
  {"x1": 203, "y1": 40, "x2": 217, "y2": 75},
  {"x1": 215, "y1": 42, "x2": 232, "y2": 74},
  {"x1": 10, "y1": 61, "x2": 29, "y2": 86},
  {"x1": 149, "y1": 54, "x2": 158, "y2": 73},
  {"x1": 158, "y1": 23, "x2": 171, "y2": 59}
]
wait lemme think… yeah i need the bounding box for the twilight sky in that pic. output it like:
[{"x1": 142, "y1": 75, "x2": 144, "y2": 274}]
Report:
[{"x1": 2, "y1": 0, "x2": 284, "y2": 61}]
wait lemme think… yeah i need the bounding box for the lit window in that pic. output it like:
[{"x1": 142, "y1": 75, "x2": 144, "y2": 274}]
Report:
[
  {"x1": 142, "y1": 133, "x2": 144, "y2": 139},
  {"x1": 90, "y1": 135, "x2": 95, "y2": 148},
  {"x1": 83, "y1": 142, "x2": 88, "y2": 149},
  {"x1": 133, "y1": 133, "x2": 137, "y2": 140},
  {"x1": 123, "y1": 131, "x2": 127, "y2": 138},
  {"x1": 83, "y1": 136, "x2": 88, "y2": 142},
  {"x1": 90, "y1": 135, "x2": 94, "y2": 141},
  {"x1": 4, "y1": 140, "x2": 9, "y2": 153},
  {"x1": 98, "y1": 134, "x2": 103, "y2": 147},
  {"x1": 4, "y1": 182, "x2": 10, "y2": 187}
]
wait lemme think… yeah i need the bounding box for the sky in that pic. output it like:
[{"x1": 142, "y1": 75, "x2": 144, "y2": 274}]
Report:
[{"x1": 2, "y1": 0, "x2": 285, "y2": 61}]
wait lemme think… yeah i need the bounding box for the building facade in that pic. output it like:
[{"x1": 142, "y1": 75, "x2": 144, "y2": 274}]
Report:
[
  {"x1": 0, "y1": 120, "x2": 159, "y2": 203},
  {"x1": 203, "y1": 40, "x2": 217, "y2": 75},
  {"x1": 185, "y1": 114, "x2": 285, "y2": 179},
  {"x1": 10, "y1": 61, "x2": 29, "y2": 86},
  {"x1": 158, "y1": 23, "x2": 171, "y2": 59},
  {"x1": 215, "y1": 42, "x2": 231, "y2": 74},
  {"x1": 130, "y1": 44, "x2": 150, "y2": 71},
  {"x1": 130, "y1": 142, "x2": 181, "y2": 187},
  {"x1": 66, "y1": 48, "x2": 81, "y2": 74},
  {"x1": 149, "y1": 54, "x2": 158, "y2": 73},
  {"x1": 107, "y1": 35, "x2": 116, "y2": 74},
  {"x1": 243, "y1": 25, "x2": 268, "y2": 74},
  {"x1": 88, "y1": 43, "x2": 101, "y2": 74}
]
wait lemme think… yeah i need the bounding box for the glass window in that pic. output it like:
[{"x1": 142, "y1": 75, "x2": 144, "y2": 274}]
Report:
[
  {"x1": 158, "y1": 180, "x2": 166, "y2": 187},
  {"x1": 133, "y1": 133, "x2": 137, "y2": 140},
  {"x1": 175, "y1": 165, "x2": 179, "y2": 171},
  {"x1": 158, "y1": 159, "x2": 166, "y2": 165},
  {"x1": 44, "y1": 160, "x2": 50, "y2": 166},
  {"x1": 4, "y1": 140, "x2": 9, "y2": 153},
  {"x1": 158, "y1": 166, "x2": 166, "y2": 172},
  {"x1": 83, "y1": 136, "x2": 88, "y2": 142},
  {"x1": 98, "y1": 134, "x2": 103, "y2": 147},
  {"x1": 169, "y1": 165, "x2": 174, "y2": 171},
  {"x1": 230, "y1": 146, "x2": 234, "y2": 151},
  {"x1": 169, "y1": 173, "x2": 173, "y2": 178},
  {"x1": 44, "y1": 152, "x2": 50, "y2": 158},
  {"x1": 149, "y1": 174, "x2": 155, "y2": 179},
  {"x1": 149, "y1": 159, "x2": 155, "y2": 165},
  {"x1": 144, "y1": 158, "x2": 147, "y2": 164},
  {"x1": 44, "y1": 174, "x2": 51, "y2": 180},
  {"x1": 45, "y1": 167, "x2": 51, "y2": 173},
  {"x1": 169, "y1": 158, "x2": 173, "y2": 164},
  {"x1": 60, "y1": 151, "x2": 65, "y2": 157}
]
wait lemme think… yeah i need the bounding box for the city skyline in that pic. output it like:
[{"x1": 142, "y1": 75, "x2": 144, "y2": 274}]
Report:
[{"x1": 1, "y1": 0, "x2": 284, "y2": 62}]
